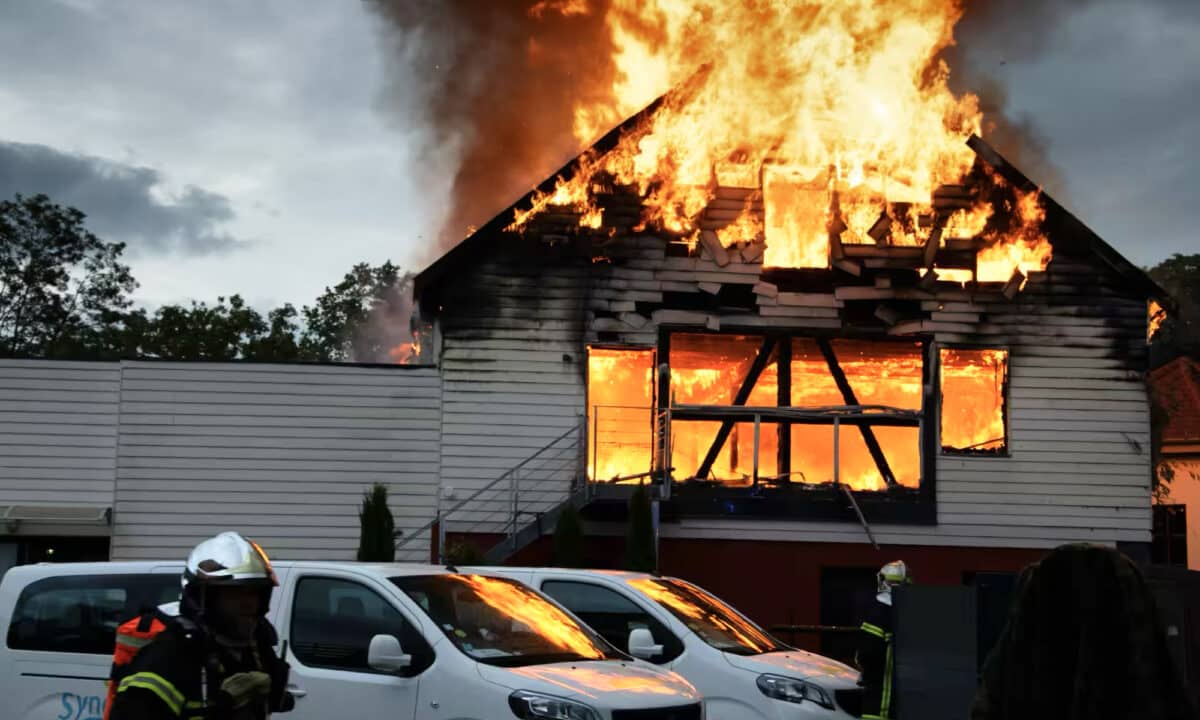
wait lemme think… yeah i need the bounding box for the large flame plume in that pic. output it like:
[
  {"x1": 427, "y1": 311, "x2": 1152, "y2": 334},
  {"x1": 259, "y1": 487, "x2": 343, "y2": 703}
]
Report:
[{"x1": 502, "y1": 0, "x2": 1050, "y2": 280}]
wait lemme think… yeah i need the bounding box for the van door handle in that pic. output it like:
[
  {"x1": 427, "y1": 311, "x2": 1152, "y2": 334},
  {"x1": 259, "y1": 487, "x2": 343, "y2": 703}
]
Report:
[{"x1": 287, "y1": 685, "x2": 308, "y2": 698}]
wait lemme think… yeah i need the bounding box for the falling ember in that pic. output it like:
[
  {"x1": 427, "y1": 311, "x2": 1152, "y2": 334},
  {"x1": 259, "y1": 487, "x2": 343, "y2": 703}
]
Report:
[
  {"x1": 940, "y1": 348, "x2": 1008, "y2": 453},
  {"x1": 451, "y1": 575, "x2": 605, "y2": 659}
]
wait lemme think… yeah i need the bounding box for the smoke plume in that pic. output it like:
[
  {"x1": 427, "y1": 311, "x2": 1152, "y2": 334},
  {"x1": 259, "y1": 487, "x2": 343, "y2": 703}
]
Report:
[{"x1": 367, "y1": 0, "x2": 624, "y2": 255}]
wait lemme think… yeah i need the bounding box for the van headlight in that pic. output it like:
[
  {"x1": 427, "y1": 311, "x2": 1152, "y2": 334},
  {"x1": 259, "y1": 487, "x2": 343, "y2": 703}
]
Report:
[
  {"x1": 756, "y1": 674, "x2": 835, "y2": 709},
  {"x1": 509, "y1": 690, "x2": 601, "y2": 720}
]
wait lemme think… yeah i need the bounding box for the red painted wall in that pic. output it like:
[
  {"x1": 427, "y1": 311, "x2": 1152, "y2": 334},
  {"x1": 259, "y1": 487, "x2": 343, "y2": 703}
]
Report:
[{"x1": 447, "y1": 529, "x2": 1046, "y2": 652}]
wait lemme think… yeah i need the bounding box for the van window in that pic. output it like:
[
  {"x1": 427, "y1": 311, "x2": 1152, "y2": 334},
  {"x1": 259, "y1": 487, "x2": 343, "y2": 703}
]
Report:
[
  {"x1": 392, "y1": 574, "x2": 621, "y2": 667},
  {"x1": 290, "y1": 576, "x2": 433, "y2": 676},
  {"x1": 627, "y1": 577, "x2": 786, "y2": 656},
  {"x1": 541, "y1": 580, "x2": 683, "y2": 663},
  {"x1": 7, "y1": 574, "x2": 180, "y2": 655}
]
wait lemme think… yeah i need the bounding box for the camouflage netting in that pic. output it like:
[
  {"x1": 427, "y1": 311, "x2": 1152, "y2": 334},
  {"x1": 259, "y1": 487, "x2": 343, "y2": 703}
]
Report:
[{"x1": 970, "y1": 544, "x2": 1195, "y2": 720}]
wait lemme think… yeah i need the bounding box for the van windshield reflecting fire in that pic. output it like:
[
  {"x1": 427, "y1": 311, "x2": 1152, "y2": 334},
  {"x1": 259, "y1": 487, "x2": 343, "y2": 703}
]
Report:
[
  {"x1": 392, "y1": 575, "x2": 619, "y2": 667},
  {"x1": 628, "y1": 577, "x2": 785, "y2": 656}
]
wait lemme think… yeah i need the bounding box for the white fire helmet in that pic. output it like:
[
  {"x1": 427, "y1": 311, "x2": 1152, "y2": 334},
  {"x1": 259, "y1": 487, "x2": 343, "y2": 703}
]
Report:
[
  {"x1": 181, "y1": 531, "x2": 277, "y2": 620},
  {"x1": 876, "y1": 560, "x2": 910, "y2": 606}
]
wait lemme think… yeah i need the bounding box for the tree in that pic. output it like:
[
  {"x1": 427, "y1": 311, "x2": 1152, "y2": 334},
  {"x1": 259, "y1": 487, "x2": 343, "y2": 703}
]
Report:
[
  {"x1": 0, "y1": 194, "x2": 136, "y2": 358},
  {"x1": 356, "y1": 483, "x2": 396, "y2": 562},
  {"x1": 301, "y1": 261, "x2": 416, "y2": 362},
  {"x1": 552, "y1": 503, "x2": 586, "y2": 568},
  {"x1": 1148, "y1": 253, "x2": 1200, "y2": 367},
  {"x1": 624, "y1": 482, "x2": 656, "y2": 572}
]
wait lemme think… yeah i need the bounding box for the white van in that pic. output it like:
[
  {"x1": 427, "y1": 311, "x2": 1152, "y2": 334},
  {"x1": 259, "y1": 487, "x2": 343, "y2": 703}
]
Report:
[
  {"x1": 484, "y1": 568, "x2": 863, "y2": 720},
  {"x1": 0, "y1": 561, "x2": 702, "y2": 720}
]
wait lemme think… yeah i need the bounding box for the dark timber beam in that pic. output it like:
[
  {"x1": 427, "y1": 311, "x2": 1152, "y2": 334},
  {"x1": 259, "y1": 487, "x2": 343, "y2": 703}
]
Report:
[
  {"x1": 695, "y1": 336, "x2": 778, "y2": 480},
  {"x1": 777, "y1": 339, "x2": 792, "y2": 481},
  {"x1": 815, "y1": 338, "x2": 898, "y2": 488}
]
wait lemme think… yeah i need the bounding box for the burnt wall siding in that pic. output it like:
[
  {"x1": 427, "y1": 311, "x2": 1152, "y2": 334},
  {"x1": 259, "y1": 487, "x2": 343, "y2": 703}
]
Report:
[
  {"x1": 433, "y1": 218, "x2": 1153, "y2": 549},
  {"x1": 110, "y1": 362, "x2": 442, "y2": 561},
  {"x1": 435, "y1": 246, "x2": 590, "y2": 531},
  {"x1": 0, "y1": 360, "x2": 120, "y2": 534}
]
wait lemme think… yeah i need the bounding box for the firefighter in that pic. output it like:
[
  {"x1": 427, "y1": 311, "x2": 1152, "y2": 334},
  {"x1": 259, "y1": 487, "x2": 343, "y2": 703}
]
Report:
[
  {"x1": 109, "y1": 532, "x2": 295, "y2": 720},
  {"x1": 858, "y1": 560, "x2": 908, "y2": 720}
]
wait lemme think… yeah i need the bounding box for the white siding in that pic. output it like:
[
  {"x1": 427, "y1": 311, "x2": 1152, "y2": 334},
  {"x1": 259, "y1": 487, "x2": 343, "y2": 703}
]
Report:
[
  {"x1": 0, "y1": 360, "x2": 119, "y2": 527},
  {"x1": 435, "y1": 253, "x2": 588, "y2": 533},
  {"x1": 110, "y1": 362, "x2": 441, "y2": 561}
]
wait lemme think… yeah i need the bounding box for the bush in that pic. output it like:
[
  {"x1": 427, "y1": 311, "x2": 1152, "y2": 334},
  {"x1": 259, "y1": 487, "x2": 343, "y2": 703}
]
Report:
[
  {"x1": 356, "y1": 483, "x2": 395, "y2": 562},
  {"x1": 553, "y1": 503, "x2": 586, "y2": 568},
  {"x1": 624, "y1": 482, "x2": 656, "y2": 572}
]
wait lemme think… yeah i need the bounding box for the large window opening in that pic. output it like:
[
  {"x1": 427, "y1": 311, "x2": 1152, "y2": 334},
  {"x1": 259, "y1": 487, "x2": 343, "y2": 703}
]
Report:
[
  {"x1": 666, "y1": 333, "x2": 925, "y2": 491},
  {"x1": 940, "y1": 348, "x2": 1009, "y2": 455},
  {"x1": 587, "y1": 347, "x2": 655, "y2": 483}
]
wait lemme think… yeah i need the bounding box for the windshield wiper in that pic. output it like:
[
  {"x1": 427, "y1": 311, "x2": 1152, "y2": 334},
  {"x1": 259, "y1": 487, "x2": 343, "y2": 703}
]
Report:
[{"x1": 483, "y1": 652, "x2": 602, "y2": 667}]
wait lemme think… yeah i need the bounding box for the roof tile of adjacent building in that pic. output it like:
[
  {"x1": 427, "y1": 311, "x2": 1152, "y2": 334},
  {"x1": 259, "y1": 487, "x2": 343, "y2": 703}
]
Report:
[{"x1": 1151, "y1": 356, "x2": 1200, "y2": 444}]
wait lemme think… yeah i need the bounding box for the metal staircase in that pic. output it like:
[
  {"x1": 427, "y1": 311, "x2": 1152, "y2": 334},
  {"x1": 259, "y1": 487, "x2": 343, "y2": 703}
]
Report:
[{"x1": 396, "y1": 419, "x2": 589, "y2": 564}]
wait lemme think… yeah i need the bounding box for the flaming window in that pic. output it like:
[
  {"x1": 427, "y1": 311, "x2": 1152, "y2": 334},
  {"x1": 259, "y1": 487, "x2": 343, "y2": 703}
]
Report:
[
  {"x1": 940, "y1": 348, "x2": 1009, "y2": 455},
  {"x1": 587, "y1": 347, "x2": 655, "y2": 483},
  {"x1": 662, "y1": 334, "x2": 924, "y2": 491}
]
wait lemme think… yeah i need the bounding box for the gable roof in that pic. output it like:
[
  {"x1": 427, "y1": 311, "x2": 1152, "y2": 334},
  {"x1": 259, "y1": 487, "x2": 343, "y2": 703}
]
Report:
[
  {"x1": 1150, "y1": 356, "x2": 1200, "y2": 444},
  {"x1": 414, "y1": 91, "x2": 1170, "y2": 307}
]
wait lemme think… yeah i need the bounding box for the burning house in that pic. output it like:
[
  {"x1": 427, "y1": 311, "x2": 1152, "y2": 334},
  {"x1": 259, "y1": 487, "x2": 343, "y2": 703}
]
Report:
[{"x1": 405, "y1": 3, "x2": 1171, "y2": 634}]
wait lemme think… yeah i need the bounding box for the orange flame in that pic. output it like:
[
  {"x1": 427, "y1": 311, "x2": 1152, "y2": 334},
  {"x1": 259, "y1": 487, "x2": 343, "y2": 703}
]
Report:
[
  {"x1": 588, "y1": 338, "x2": 939, "y2": 491},
  {"x1": 452, "y1": 575, "x2": 605, "y2": 659},
  {"x1": 1148, "y1": 299, "x2": 1166, "y2": 342},
  {"x1": 940, "y1": 348, "x2": 1008, "y2": 452},
  {"x1": 388, "y1": 337, "x2": 420, "y2": 364},
  {"x1": 509, "y1": 1, "x2": 1051, "y2": 282}
]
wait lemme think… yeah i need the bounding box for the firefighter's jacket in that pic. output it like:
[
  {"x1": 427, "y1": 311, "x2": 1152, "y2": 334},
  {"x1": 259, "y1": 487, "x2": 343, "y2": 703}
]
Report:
[{"x1": 109, "y1": 618, "x2": 292, "y2": 720}]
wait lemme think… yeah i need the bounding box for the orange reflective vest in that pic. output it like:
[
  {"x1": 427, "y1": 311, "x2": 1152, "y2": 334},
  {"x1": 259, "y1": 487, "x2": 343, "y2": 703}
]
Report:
[{"x1": 103, "y1": 612, "x2": 168, "y2": 720}]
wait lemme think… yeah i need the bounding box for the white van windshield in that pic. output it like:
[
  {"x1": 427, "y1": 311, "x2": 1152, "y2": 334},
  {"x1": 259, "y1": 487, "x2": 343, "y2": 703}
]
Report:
[
  {"x1": 392, "y1": 574, "x2": 620, "y2": 667},
  {"x1": 628, "y1": 577, "x2": 786, "y2": 656}
]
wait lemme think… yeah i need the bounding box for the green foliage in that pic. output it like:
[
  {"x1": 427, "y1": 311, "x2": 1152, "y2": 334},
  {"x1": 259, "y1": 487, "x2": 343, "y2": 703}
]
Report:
[
  {"x1": 0, "y1": 191, "x2": 419, "y2": 365},
  {"x1": 1148, "y1": 253, "x2": 1200, "y2": 367},
  {"x1": 444, "y1": 539, "x2": 486, "y2": 566},
  {"x1": 356, "y1": 483, "x2": 396, "y2": 562},
  {"x1": 552, "y1": 503, "x2": 586, "y2": 568},
  {"x1": 0, "y1": 194, "x2": 137, "y2": 358},
  {"x1": 624, "y1": 483, "x2": 656, "y2": 572},
  {"x1": 301, "y1": 261, "x2": 416, "y2": 362}
]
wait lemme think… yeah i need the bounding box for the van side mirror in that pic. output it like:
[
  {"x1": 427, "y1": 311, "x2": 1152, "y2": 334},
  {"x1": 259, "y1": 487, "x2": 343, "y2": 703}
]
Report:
[
  {"x1": 368, "y1": 634, "x2": 412, "y2": 673},
  {"x1": 628, "y1": 627, "x2": 663, "y2": 660}
]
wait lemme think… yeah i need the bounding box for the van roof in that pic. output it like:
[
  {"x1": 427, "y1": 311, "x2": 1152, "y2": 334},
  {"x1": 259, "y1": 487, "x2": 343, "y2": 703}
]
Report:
[
  {"x1": 2, "y1": 560, "x2": 519, "y2": 580},
  {"x1": 464, "y1": 567, "x2": 669, "y2": 583}
]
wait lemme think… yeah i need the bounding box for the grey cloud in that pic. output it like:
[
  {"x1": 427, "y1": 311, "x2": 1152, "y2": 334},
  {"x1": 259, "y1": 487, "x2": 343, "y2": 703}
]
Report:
[{"x1": 0, "y1": 141, "x2": 245, "y2": 256}]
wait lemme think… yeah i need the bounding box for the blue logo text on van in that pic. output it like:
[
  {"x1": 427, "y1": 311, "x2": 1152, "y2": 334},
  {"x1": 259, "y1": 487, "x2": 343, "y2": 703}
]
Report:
[{"x1": 58, "y1": 693, "x2": 103, "y2": 720}]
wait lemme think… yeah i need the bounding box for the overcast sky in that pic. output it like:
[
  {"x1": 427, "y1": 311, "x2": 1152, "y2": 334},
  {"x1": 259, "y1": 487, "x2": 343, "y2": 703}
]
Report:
[{"x1": 0, "y1": 0, "x2": 1195, "y2": 310}]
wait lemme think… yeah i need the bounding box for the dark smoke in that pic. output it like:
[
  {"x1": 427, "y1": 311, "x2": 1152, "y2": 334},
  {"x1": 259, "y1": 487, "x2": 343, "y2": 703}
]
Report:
[
  {"x1": 367, "y1": 0, "x2": 627, "y2": 256},
  {"x1": 949, "y1": 0, "x2": 1099, "y2": 200}
]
